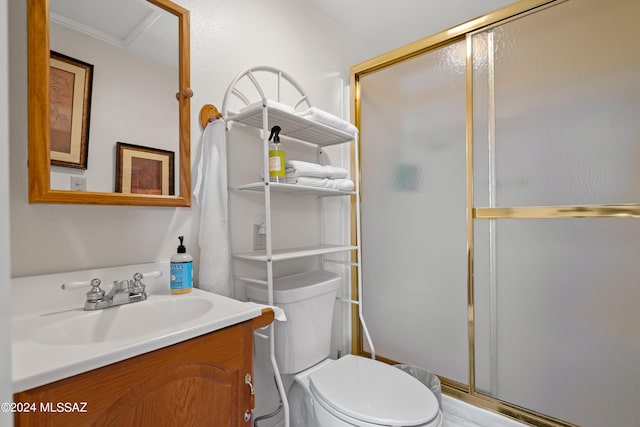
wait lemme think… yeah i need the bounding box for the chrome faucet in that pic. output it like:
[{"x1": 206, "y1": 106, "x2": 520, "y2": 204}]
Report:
[{"x1": 62, "y1": 271, "x2": 162, "y2": 310}]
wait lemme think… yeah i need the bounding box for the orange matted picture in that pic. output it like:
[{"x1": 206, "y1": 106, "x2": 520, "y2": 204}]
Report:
[
  {"x1": 49, "y1": 51, "x2": 93, "y2": 169},
  {"x1": 115, "y1": 142, "x2": 175, "y2": 196}
]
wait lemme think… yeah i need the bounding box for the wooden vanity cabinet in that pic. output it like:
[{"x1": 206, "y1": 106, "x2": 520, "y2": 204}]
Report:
[{"x1": 14, "y1": 309, "x2": 274, "y2": 427}]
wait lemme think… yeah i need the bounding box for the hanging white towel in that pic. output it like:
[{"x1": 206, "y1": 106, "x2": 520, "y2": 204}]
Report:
[{"x1": 193, "y1": 120, "x2": 232, "y2": 297}]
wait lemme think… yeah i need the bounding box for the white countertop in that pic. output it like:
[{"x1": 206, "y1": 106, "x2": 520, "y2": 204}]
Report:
[{"x1": 11, "y1": 262, "x2": 271, "y2": 393}]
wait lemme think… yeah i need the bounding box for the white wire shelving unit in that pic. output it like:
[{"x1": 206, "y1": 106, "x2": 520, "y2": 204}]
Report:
[{"x1": 221, "y1": 66, "x2": 373, "y2": 427}]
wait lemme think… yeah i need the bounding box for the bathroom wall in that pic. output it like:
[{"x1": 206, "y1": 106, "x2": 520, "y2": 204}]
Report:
[
  {"x1": 8, "y1": 0, "x2": 370, "y2": 278},
  {"x1": 0, "y1": 0, "x2": 12, "y2": 423},
  {"x1": 6, "y1": 0, "x2": 521, "y2": 277}
]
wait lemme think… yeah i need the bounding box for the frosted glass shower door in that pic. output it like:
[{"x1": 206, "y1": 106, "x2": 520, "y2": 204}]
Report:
[
  {"x1": 472, "y1": 0, "x2": 640, "y2": 208},
  {"x1": 359, "y1": 40, "x2": 468, "y2": 384},
  {"x1": 473, "y1": 0, "x2": 640, "y2": 426}
]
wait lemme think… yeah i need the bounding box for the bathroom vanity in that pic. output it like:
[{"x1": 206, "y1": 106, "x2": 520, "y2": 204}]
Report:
[
  {"x1": 14, "y1": 312, "x2": 272, "y2": 426},
  {"x1": 11, "y1": 263, "x2": 275, "y2": 426}
]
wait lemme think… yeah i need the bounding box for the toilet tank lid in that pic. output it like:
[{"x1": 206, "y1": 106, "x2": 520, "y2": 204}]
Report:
[
  {"x1": 309, "y1": 355, "x2": 440, "y2": 426},
  {"x1": 245, "y1": 270, "x2": 340, "y2": 304}
]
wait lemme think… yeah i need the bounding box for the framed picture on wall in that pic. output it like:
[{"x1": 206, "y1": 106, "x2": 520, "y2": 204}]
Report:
[
  {"x1": 115, "y1": 142, "x2": 175, "y2": 195},
  {"x1": 49, "y1": 51, "x2": 94, "y2": 169}
]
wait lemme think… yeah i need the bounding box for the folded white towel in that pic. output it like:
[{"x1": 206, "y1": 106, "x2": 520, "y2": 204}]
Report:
[
  {"x1": 285, "y1": 160, "x2": 348, "y2": 179},
  {"x1": 258, "y1": 168, "x2": 353, "y2": 191},
  {"x1": 297, "y1": 107, "x2": 358, "y2": 136},
  {"x1": 292, "y1": 176, "x2": 354, "y2": 191},
  {"x1": 239, "y1": 99, "x2": 295, "y2": 114}
]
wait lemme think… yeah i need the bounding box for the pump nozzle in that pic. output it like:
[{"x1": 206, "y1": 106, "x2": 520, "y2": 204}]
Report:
[
  {"x1": 177, "y1": 236, "x2": 186, "y2": 254},
  {"x1": 268, "y1": 125, "x2": 281, "y2": 143}
]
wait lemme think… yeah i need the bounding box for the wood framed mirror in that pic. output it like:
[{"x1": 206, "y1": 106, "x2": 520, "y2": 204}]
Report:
[{"x1": 27, "y1": 0, "x2": 191, "y2": 206}]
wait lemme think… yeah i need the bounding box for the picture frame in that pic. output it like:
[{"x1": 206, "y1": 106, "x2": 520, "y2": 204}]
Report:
[
  {"x1": 115, "y1": 142, "x2": 175, "y2": 195},
  {"x1": 49, "y1": 51, "x2": 94, "y2": 169}
]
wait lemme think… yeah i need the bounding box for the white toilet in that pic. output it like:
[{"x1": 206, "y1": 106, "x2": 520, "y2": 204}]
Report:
[{"x1": 246, "y1": 270, "x2": 444, "y2": 427}]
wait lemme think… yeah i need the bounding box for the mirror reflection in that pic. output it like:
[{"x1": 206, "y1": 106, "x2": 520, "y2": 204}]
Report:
[{"x1": 49, "y1": 0, "x2": 180, "y2": 195}]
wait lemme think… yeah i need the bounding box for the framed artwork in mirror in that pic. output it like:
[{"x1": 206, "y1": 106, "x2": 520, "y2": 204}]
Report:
[
  {"x1": 49, "y1": 51, "x2": 94, "y2": 169},
  {"x1": 115, "y1": 142, "x2": 175, "y2": 195}
]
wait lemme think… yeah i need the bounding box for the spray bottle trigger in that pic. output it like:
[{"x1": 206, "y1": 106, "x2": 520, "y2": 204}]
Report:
[{"x1": 268, "y1": 125, "x2": 281, "y2": 142}]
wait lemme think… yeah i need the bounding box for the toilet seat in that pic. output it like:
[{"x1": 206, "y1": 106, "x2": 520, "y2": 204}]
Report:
[{"x1": 308, "y1": 355, "x2": 440, "y2": 426}]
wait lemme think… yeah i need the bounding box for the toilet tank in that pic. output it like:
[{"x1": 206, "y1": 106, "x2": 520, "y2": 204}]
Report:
[{"x1": 245, "y1": 270, "x2": 340, "y2": 374}]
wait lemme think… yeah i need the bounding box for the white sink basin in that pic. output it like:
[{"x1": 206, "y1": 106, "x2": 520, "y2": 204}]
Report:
[
  {"x1": 12, "y1": 264, "x2": 272, "y2": 393},
  {"x1": 32, "y1": 297, "x2": 213, "y2": 345}
]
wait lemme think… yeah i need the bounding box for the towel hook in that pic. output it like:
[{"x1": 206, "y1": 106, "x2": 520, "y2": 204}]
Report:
[{"x1": 199, "y1": 103, "x2": 222, "y2": 128}]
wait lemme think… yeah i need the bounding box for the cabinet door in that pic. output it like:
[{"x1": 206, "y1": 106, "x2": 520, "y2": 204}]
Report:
[{"x1": 15, "y1": 321, "x2": 255, "y2": 427}]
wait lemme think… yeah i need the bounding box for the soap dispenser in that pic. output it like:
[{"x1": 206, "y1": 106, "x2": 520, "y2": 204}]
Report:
[
  {"x1": 268, "y1": 125, "x2": 285, "y2": 182},
  {"x1": 170, "y1": 236, "x2": 193, "y2": 294}
]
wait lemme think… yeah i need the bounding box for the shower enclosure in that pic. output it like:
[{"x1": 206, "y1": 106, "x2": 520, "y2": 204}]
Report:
[{"x1": 352, "y1": 1, "x2": 640, "y2": 426}]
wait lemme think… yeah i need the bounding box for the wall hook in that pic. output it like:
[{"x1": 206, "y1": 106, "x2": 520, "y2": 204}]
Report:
[{"x1": 199, "y1": 103, "x2": 222, "y2": 128}]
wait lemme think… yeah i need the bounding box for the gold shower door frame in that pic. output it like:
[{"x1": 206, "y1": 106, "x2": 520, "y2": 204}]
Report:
[{"x1": 349, "y1": 0, "x2": 637, "y2": 426}]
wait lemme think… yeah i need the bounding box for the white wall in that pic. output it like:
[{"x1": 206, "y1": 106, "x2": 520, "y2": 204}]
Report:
[
  {"x1": 9, "y1": 2, "x2": 366, "y2": 422},
  {"x1": 6, "y1": 0, "x2": 523, "y2": 275},
  {"x1": 9, "y1": 0, "x2": 367, "y2": 278},
  {"x1": 309, "y1": 0, "x2": 516, "y2": 58},
  {"x1": 0, "y1": 0, "x2": 12, "y2": 423}
]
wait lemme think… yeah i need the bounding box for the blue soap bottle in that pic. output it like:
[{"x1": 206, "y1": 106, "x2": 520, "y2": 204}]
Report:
[{"x1": 170, "y1": 236, "x2": 193, "y2": 294}]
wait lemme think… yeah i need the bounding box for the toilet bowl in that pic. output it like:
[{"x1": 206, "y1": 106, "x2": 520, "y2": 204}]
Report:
[
  {"x1": 245, "y1": 271, "x2": 444, "y2": 427},
  {"x1": 290, "y1": 356, "x2": 443, "y2": 427}
]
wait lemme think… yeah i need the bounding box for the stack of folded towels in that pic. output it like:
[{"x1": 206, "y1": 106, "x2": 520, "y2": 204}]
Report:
[
  {"x1": 239, "y1": 102, "x2": 358, "y2": 138},
  {"x1": 283, "y1": 160, "x2": 354, "y2": 191},
  {"x1": 296, "y1": 107, "x2": 358, "y2": 137}
]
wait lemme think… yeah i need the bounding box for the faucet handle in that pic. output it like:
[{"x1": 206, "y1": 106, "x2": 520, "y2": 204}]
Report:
[
  {"x1": 61, "y1": 279, "x2": 93, "y2": 291},
  {"x1": 86, "y1": 279, "x2": 106, "y2": 302},
  {"x1": 130, "y1": 271, "x2": 162, "y2": 294},
  {"x1": 140, "y1": 271, "x2": 162, "y2": 279},
  {"x1": 61, "y1": 278, "x2": 105, "y2": 302}
]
